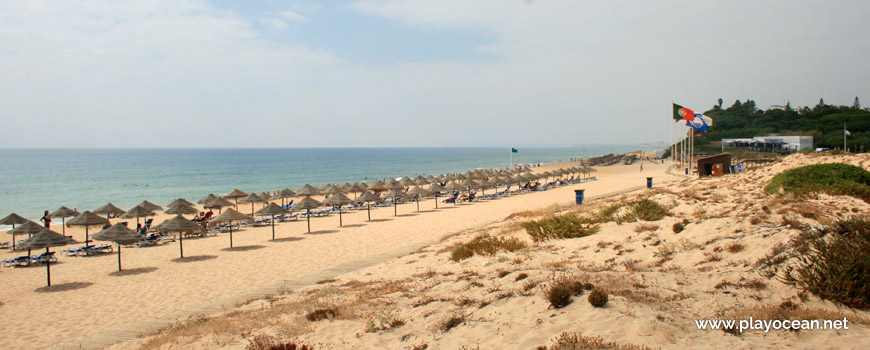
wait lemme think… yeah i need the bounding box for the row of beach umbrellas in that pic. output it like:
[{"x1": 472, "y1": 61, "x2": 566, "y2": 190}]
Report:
[{"x1": 2, "y1": 166, "x2": 593, "y2": 286}]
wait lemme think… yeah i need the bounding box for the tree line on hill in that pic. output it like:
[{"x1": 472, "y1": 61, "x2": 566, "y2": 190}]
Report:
[{"x1": 689, "y1": 97, "x2": 868, "y2": 153}]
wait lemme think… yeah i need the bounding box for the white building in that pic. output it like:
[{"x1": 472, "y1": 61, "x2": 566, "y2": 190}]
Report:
[{"x1": 721, "y1": 135, "x2": 813, "y2": 153}]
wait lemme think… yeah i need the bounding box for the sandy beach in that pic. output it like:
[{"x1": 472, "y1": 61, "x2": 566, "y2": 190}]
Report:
[
  {"x1": 93, "y1": 153, "x2": 870, "y2": 350},
  {"x1": 0, "y1": 159, "x2": 672, "y2": 349}
]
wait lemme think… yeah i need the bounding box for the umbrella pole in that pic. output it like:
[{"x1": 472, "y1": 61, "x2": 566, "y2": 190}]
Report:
[
  {"x1": 62, "y1": 217, "x2": 66, "y2": 235},
  {"x1": 11, "y1": 233, "x2": 15, "y2": 250},
  {"x1": 416, "y1": 198, "x2": 420, "y2": 212},
  {"x1": 338, "y1": 207, "x2": 343, "y2": 227},
  {"x1": 118, "y1": 244, "x2": 122, "y2": 271},
  {"x1": 271, "y1": 215, "x2": 275, "y2": 240},
  {"x1": 180, "y1": 234, "x2": 184, "y2": 259},
  {"x1": 367, "y1": 203, "x2": 371, "y2": 221},
  {"x1": 86, "y1": 227, "x2": 90, "y2": 246},
  {"x1": 306, "y1": 210, "x2": 311, "y2": 233},
  {"x1": 229, "y1": 221, "x2": 234, "y2": 248},
  {"x1": 46, "y1": 247, "x2": 51, "y2": 287},
  {"x1": 435, "y1": 196, "x2": 438, "y2": 209}
]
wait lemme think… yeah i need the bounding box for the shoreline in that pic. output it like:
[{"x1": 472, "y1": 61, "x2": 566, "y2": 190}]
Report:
[
  {"x1": 0, "y1": 148, "x2": 650, "y2": 224},
  {"x1": 2, "y1": 159, "x2": 676, "y2": 349}
]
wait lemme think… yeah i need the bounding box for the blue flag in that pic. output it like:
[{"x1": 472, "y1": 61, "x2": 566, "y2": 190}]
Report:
[{"x1": 686, "y1": 113, "x2": 712, "y2": 131}]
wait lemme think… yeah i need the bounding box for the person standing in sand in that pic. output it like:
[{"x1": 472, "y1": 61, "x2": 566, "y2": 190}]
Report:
[
  {"x1": 40, "y1": 210, "x2": 51, "y2": 228},
  {"x1": 640, "y1": 164, "x2": 643, "y2": 172}
]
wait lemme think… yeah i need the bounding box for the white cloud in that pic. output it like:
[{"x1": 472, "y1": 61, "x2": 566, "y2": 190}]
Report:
[
  {"x1": 260, "y1": 17, "x2": 289, "y2": 30},
  {"x1": 279, "y1": 9, "x2": 308, "y2": 22},
  {"x1": 0, "y1": 0, "x2": 868, "y2": 148}
]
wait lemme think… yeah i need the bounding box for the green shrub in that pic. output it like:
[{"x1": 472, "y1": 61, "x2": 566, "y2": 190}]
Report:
[
  {"x1": 764, "y1": 163, "x2": 870, "y2": 202},
  {"x1": 522, "y1": 215, "x2": 600, "y2": 242},
  {"x1": 799, "y1": 148, "x2": 813, "y2": 154},
  {"x1": 672, "y1": 222, "x2": 685, "y2": 234},
  {"x1": 624, "y1": 198, "x2": 669, "y2": 221},
  {"x1": 778, "y1": 218, "x2": 870, "y2": 308},
  {"x1": 449, "y1": 235, "x2": 528, "y2": 262},
  {"x1": 588, "y1": 289, "x2": 609, "y2": 307}
]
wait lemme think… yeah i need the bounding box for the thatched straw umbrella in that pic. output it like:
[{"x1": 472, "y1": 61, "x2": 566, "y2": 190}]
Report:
[
  {"x1": 0, "y1": 213, "x2": 29, "y2": 230},
  {"x1": 406, "y1": 186, "x2": 430, "y2": 212},
  {"x1": 209, "y1": 209, "x2": 252, "y2": 248},
  {"x1": 1, "y1": 213, "x2": 31, "y2": 250},
  {"x1": 198, "y1": 194, "x2": 218, "y2": 205},
  {"x1": 239, "y1": 193, "x2": 266, "y2": 218},
  {"x1": 356, "y1": 191, "x2": 381, "y2": 221},
  {"x1": 366, "y1": 180, "x2": 387, "y2": 193},
  {"x1": 120, "y1": 205, "x2": 156, "y2": 227},
  {"x1": 138, "y1": 200, "x2": 164, "y2": 212},
  {"x1": 293, "y1": 196, "x2": 322, "y2": 233},
  {"x1": 255, "y1": 203, "x2": 289, "y2": 240},
  {"x1": 18, "y1": 228, "x2": 76, "y2": 286},
  {"x1": 347, "y1": 183, "x2": 366, "y2": 199},
  {"x1": 224, "y1": 189, "x2": 249, "y2": 208},
  {"x1": 296, "y1": 184, "x2": 322, "y2": 197},
  {"x1": 66, "y1": 211, "x2": 109, "y2": 246},
  {"x1": 427, "y1": 183, "x2": 446, "y2": 209},
  {"x1": 7, "y1": 220, "x2": 43, "y2": 252},
  {"x1": 50, "y1": 206, "x2": 79, "y2": 236},
  {"x1": 384, "y1": 189, "x2": 407, "y2": 216},
  {"x1": 205, "y1": 197, "x2": 234, "y2": 214},
  {"x1": 399, "y1": 177, "x2": 414, "y2": 187},
  {"x1": 165, "y1": 203, "x2": 198, "y2": 217},
  {"x1": 154, "y1": 215, "x2": 205, "y2": 259},
  {"x1": 322, "y1": 192, "x2": 353, "y2": 226},
  {"x1": 272, "y1": 189, "x2": 297, "y2": 206},
  {"x1": 385, "y1": 179, "x2": 403, "y2": 191},
  {"x1": 92, "y1": 223, "x2": 142, "y2": 271},
  {"x1": 93, "y1": 203, "x2": 125, "y2": 220},
  {"x1": 168, "y1": 198, "x2": 195, "y2": 208}
]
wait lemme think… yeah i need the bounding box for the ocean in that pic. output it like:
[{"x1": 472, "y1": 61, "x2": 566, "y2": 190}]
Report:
[{"x1": 0, "y1": 147, "x2": 638, "y2": 225}]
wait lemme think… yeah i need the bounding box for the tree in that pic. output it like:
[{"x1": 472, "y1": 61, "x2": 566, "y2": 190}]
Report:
[
  {"x1": 855, "y1": 96, "x2": 861, "y2": 109},
  {"x1": 718, "y1": 98, "x2": 723, "y2": 109},
  {"x1": 818, "y1": 98, "x2": 825, "y2": 107},
  {"x1": 785, "y1": 101, "x2": 792, "y2": 111}
]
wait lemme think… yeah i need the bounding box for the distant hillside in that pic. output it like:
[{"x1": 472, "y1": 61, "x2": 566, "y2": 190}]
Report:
[{"x1": 683, "y1": 98, "x2": 869, "y2": 153}]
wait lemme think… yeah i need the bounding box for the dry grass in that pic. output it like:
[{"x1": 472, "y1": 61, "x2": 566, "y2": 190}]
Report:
[
  {"x1": 714, "y1": 277, "x2": 767, "y2": 291},
  {"x1": 634, "y1": 223, "x2": 659, "y2": 233},
  {"x1": 541, "y1": 332, "x2": 653, "y2": 350},
  {"x1": 719, "y1": 301, "x2": 870, "y2": 334},
  {"x1": 726, "y1": 241, "x2": 745, "y2": 253}
]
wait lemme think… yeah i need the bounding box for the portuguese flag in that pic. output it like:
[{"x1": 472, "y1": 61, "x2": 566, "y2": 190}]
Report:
[{"x1": 673, "y1": 103, "x2": 695, "y2": 122}]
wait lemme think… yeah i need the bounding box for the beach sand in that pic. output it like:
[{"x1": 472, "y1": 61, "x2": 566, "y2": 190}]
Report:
[
  {"x1": 0, "y1": 160, "x2": 674, "y2": 349},
  {"x1": 99, "y1": 154, "x2": 870, "y2": 350}
]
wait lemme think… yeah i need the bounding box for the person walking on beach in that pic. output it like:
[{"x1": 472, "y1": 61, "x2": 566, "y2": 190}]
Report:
[
  {"x1": 40, "y1": 210, "x2": 51, "y2": 228},
  {"x1": 640, "y1": 164, "x2": 643, "y2": 172}
]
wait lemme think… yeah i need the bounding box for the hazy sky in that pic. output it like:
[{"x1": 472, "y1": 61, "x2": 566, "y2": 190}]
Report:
[{"x1": 1, "y1": 0, "x2": 868, "y2": 148}]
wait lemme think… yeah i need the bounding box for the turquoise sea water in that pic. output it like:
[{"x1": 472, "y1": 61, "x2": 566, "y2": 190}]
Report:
[{"x1": 0, "y1": 147, "x2": 637, "y2": 225}]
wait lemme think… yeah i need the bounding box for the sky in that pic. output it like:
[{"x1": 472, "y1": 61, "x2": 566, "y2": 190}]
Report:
[{"x1": 1, "y1": 0, "x2": 868, "y2": 148}]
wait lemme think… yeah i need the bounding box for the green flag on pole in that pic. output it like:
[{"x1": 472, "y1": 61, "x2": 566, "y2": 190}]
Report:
[{"x1": 511, "y1": 148, "x2": 518, "y2": 153}]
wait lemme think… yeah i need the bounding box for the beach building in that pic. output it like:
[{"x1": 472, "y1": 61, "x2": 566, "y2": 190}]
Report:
[
  {"x1": 720, "y1": 135, "x2": 813, "y2": 153},
  {"x1": 696, "y1": 153, "x2": 732, "y2": 177}
]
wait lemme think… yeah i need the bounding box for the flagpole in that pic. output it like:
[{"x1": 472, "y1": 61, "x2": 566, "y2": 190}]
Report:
[
  {"x1": 510, "y1": 148, "x2": 513, "y2": 169},
  {"x1": 844, "y1": 124, "x2": 848, "y2": 154}
]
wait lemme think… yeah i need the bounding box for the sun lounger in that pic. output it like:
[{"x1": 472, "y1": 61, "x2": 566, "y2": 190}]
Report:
[{"x1": 0, "y1": 241, "x2": 9, "y2": 248}]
